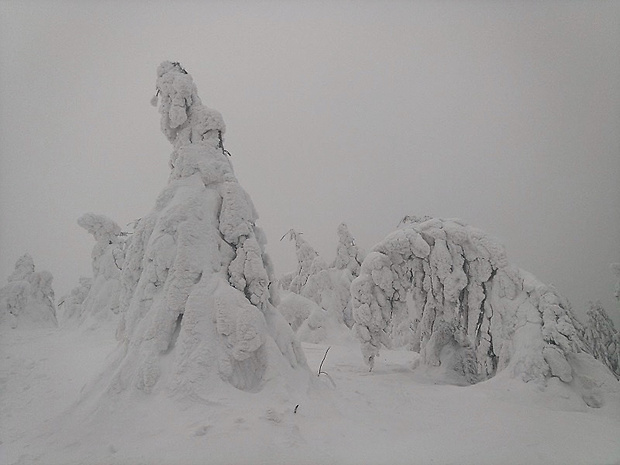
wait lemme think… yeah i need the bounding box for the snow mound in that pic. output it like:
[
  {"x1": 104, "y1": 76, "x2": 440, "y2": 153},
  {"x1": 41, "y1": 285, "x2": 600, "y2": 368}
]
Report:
[
  {"x1": 0, "y1": 254, "x2": 56, "y2": 329},
  {"x1": 86, "y1": 62, "x2": 312, "y2": 402},
  {"x1": 352, "y1": 217, "x2": 619, "y2": 407}
]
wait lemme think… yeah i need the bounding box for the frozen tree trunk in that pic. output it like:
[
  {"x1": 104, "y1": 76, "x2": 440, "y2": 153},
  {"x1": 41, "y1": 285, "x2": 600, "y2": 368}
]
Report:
[
  {"x1": 352, "y1": 217, "x2": 618, "y2": 404},
  {"x1": 0, "y1": 254, "x2": 56, "y2": 329},
  {"x1": 101, "y1": 62, "x2": 308, "y2": 398}
]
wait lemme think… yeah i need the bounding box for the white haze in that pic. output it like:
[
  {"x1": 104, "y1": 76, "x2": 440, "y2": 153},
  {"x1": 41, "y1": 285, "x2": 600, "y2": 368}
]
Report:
[{"x1": 0, "y1": 1, "x2": 619, "y2": 325}]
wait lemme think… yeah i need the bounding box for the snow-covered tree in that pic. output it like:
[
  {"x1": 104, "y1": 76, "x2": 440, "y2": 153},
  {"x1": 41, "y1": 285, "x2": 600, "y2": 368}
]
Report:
[
  {"x1": 59, "y1": 277, "x2": 92, "y2": 322},
  {"x1": 332, "y1": 223, "x2": 365, "y2": 277},
  {"x1": 0, "y1": 254, "x2": 56, "y2": 329},
  {"x1": 94, "y1": 62, "x2": 309, "y2": 397},
  {"x1": 352, "y1": 217, "x2": 616, "y2": 401},
  {"x1": 611, "y1": 263, "x2": 620, "y2": 307},
  {"x1": 279, "y1": 224, "x2": 364, "y2": 342},
  {"x1": 280, "y1": 229, "x2": 319, "y2": 294},
  {"x1": 583, "y1": 301, "x2": 619, "y2": 379},
  {"x1": 64, "y1": 213, "x2": 126, "y2": 326}
]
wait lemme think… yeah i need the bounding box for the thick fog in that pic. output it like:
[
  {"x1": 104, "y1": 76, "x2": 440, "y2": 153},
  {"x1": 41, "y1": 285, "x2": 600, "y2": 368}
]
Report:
[{"x1": 1, "y1": 1, "x2": 618, "y2": 323}]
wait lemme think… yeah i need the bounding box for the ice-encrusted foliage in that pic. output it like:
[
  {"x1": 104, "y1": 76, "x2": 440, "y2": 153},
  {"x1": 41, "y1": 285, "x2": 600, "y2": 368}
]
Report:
[
  {"x1": 352, "y1": 217, "x2": 611, "y2": 392},
  {"x1": 583, "y1": 302, "x2": 619, "y2": 379},
  {"x1": 0, "y1": 254, "x2": 56, "y2": 329},
  {"x1": 103, "y1": 62, "x2": 308, "y2": 397},
  {"x1": 72, "y1": 213, "x2": 125, "y2": 325}
]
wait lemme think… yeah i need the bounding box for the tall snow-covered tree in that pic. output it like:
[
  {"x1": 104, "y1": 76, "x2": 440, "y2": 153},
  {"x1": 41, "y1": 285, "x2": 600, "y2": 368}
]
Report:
[
  {"x1": 96, "y1": 62, "x2": 309, "y2": 397},
  {"x1": 0, "y1": 254, "x2": 56, "y2": 329},
  {"x1": 352, "y1": 217, "x2": 618, "y2": 404}
]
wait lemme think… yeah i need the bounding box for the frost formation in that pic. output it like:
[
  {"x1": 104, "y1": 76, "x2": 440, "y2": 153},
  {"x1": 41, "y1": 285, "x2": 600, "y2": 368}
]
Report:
[
  {"x1": 101, "y1": 62, "x2": 308, "y2": 397},
  {"x1": 0, "y1": 254, "x2": 56, "y2": 329},
  {"x1": 352, "y1": 217, "x2": 617, "y2": 400}
]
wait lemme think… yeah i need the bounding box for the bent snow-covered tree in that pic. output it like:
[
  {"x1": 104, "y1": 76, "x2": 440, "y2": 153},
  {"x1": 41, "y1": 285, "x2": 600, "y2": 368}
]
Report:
[
  {"x1": 352, "y1": 217, "x2": 616, "y2": 395},
  {"x1": 0, "y1": 254, "x2": 56, "y2": 329},
  {"x1": 103, "y1": 62, "x2": 308, "y2": 397}
]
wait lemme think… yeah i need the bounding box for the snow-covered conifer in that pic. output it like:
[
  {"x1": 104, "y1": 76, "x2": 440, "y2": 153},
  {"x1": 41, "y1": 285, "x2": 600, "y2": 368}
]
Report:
[
  {"x1": 96, "y1": 62, "x2": 309, "y2": 397},
  {"x1": 583, "y1": 301, "x2": 619, "y2": 378},
  {"x1": 0, "y1": 254, "x2": 56, "y2": 329},
  {"x1": 281, "y1": 229, "x2": 319, "y2": 294},
  {"x1": 352, "y1": 217, "x2": 616, "y2": 401},
  {"x1": 71, "y1": 213, "x2": 125, "y2": 326},
  {"x1": 332, "y1": 223, "x2": 365, "y2": 277},
  {"x1": 59, "y1": 277, "x2": 92, "y2": 322}
]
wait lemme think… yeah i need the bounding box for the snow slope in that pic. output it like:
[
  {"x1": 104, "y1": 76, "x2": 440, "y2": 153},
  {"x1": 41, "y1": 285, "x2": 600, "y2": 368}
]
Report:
[{"x1": 1, "y1": 324, "x2": 619, "y2": 465}]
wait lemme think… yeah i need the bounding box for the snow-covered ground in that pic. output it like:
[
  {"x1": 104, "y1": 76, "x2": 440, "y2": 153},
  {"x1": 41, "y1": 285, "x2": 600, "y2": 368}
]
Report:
[{"x1": 2, "y1": 323, "x2": 619, "y2": 465}]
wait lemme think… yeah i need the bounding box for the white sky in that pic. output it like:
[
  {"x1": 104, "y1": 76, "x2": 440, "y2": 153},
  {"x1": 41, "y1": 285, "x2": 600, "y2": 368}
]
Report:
[{"x1": 1, "y1": 1, "x2": 619, "y2": 324}]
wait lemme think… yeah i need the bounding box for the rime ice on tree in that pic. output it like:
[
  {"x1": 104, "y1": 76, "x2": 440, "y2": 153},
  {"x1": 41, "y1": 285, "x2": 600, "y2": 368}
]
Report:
[
  {"x1": 352, "y1": 217, "x2": 619, "y2": 405},
  {"x1": 0, "y1": 254, "x2": 56, "y2": 329},
  {"x1": 102, "y1": 62, "x2": 308, "y2": 397}
]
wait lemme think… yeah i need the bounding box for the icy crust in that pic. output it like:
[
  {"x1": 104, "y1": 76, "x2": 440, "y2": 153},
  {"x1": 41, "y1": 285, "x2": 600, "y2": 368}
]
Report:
[
  {"x1": 0, "y1": 254, "x2": 56, "y2": 329},
  {"x1": 65, "y1": 213, "x2": 125, "y2": 327},
  {"x1": 351, "y1": 217, "x2": 618, "y2": 404},
  {"x1": 100, "y1": 62, "x2": 309, "y2": 398}
]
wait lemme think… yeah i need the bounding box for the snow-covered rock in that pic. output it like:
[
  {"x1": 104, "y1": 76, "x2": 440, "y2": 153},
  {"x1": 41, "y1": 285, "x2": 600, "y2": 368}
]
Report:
[
  {"x1": 89, "y1": 62, "x2": 310, "y2": 400},
  {"x1": 0, "y1": 254, "x2": 56, "y2": 329},
  {"x1": 352, "y1": 217, "x2": 619, "y2": 406}
]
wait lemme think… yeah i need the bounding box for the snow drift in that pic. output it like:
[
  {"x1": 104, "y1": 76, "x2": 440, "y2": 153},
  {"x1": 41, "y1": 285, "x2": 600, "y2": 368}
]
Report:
[
  {"x1": 89, "y1": 61, "x2": 311, "y2": 400},
  {"x1": 0, "y1": 254, "x2": 56, "y2": 329},
  {"x1": 352, "y1": 216, "x2": 619, "y2": 406}
]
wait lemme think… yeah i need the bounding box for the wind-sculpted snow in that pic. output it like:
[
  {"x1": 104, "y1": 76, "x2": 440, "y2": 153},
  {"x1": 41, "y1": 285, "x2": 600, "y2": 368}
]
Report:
[
  {"x1": 352, "y1": 217, "x2": 619, "y2": 406},
  {"x1": 97, "y1": 62, "x2": 309, "y2": 398},
  {"x1": 0, "y1": 254, "x2": 56, "y2": 329}
]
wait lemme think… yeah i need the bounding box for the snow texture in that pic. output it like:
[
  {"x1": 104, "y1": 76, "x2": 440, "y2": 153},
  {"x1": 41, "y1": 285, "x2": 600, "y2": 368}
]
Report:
[
  {"x1": 611, "y1": 262, "x2": 620, "y2": 306},
  {"x1": 90, "y1": 62, "x2": 310, "y2": 400},
  {"x1": 352, "y1": 217, "x2": 619, "y2": 405},
  {"x1": 0, "y1": 254, "x2": 56, "y2": 329}
]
